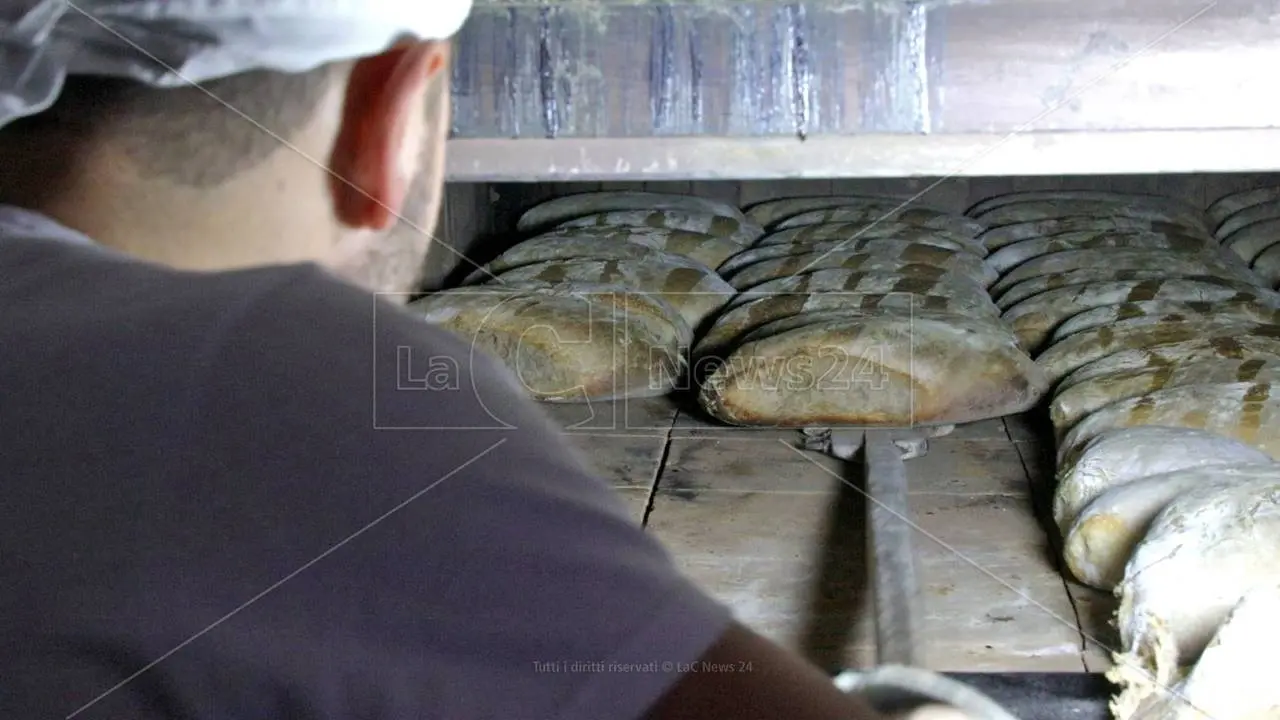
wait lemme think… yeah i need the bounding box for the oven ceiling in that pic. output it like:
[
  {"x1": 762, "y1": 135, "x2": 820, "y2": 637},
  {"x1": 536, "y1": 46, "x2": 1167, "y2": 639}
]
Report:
[{"x1": 446, "y1": 1, "x2": 1280, "y2": 180}]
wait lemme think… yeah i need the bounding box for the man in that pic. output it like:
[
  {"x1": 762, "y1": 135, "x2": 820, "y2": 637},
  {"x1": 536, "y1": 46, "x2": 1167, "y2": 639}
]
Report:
[{"x1": 0, "y1": 2, "x2": 992, "y2": 718}]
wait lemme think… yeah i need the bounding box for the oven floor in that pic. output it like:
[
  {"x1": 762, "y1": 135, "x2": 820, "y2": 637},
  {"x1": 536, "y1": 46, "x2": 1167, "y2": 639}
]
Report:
[{"x1": 541, "y1": 397, "x2": 1116, "y2": 673}]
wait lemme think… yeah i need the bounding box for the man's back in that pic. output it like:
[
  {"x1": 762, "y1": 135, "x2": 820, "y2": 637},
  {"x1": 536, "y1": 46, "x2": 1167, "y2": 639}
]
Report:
[{"x1": 0, "y1": 207, "x2": 735, "y2": 718}]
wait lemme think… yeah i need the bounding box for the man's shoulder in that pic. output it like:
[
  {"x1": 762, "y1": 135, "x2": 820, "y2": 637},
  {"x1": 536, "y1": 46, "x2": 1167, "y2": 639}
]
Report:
[
  {"x1": 17, "y1": 236, "x2": 477, "y2": 363},
  {"x1": 194, "y1": 263, "x2": 542, "y2": 435},
  {"x1": 0, "y1": 235, "x2": 521, "y2": 425}
]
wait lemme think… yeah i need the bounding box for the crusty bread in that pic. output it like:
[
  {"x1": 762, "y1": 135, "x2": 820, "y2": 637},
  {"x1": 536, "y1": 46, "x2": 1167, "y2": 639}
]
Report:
[
  {"x1": 697, "y1": 314, "x2": 1046, "y2": 427},
  {"x1": 408, "y1": 285, "x2": 690, "y2": 403}
]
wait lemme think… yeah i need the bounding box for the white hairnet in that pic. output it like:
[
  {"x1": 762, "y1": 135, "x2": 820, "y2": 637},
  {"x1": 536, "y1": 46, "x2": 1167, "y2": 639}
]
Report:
[{"x1": 0, "y1": 0, "x2": 473, "y2": 128}]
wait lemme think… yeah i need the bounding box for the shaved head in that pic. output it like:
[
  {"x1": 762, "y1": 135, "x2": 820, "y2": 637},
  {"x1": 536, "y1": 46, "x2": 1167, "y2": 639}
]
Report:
[
  {"x1": 0, "y1": 41, "x2": 453, "y2": 297},
  {"x1": 3, "y1": 65, "x2": 340, "y2": 187}
]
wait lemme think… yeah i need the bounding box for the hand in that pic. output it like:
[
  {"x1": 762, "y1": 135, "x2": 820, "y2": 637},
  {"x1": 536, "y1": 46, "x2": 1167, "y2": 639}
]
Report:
[
  {"x1": 842, "y1": 666, "x2": 1019, "y2": 720},
  {"x1": 888, "y1": 704, "x2": 976, "y2": 720}
]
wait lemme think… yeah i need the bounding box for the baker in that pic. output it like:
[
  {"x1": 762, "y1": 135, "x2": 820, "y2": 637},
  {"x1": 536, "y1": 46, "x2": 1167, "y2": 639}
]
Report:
[{"x1": 0, "y1": 2, "x2": 1005, "y2": 718}]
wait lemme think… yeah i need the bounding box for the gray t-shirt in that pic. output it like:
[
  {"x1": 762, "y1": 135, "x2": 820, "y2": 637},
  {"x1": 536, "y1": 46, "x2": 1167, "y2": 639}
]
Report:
[{"x1": 0, "y1": 206, "x2": 733, "y2": 719}]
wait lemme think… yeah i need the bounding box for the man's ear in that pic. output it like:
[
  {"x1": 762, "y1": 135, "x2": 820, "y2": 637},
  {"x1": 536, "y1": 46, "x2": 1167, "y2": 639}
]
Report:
[{"x1": 329, "y1": 41, "x2": 449, "y2": 230}]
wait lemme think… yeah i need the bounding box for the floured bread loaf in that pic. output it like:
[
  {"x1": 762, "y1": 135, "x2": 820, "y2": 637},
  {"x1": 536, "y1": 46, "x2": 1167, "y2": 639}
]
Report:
[
  {"x1": 972, "y1": 199, "x2": 1208, "y2": 234},
  {"x1": 1052, "y1": 427, "x2": 1273, "y2": 541},
  {"x1": 723, "y1": 249, "x2": 998, "y2": 291},
  {"x1": 555, "y1": 209, "x2": 764, "y2": 246},
  {"x1": 1207, "y1": 186, "x2": 1280, "y2": 229},
  {"x1": 992, "y1": 249, "x2": 1253, "y2": 295},
  {"x1": 756, "y1": 223, "x2": 984, "y2": 255},
  {"x1": 994, "y1": 270, "x2": 1238, "y2": 311},
  {"x1": 1065, "y1": 464, "x2": 1277, "y2": 590},
  {"x1": 408, "y1": 285, "x2": 688, "y2": 402},
  {"x1": 722, "y1": 269, "x2": 992, "y2": 318},
  {"x1": 516, "y1": 191, "x2": 745, "y2": 234},
  {"x1": 1249, "y1": 241, "x2": 1280, "y2": 289},
  {"x1": 1214, "y1": 201, "x2": 1280, "y2": 242},
  {"x1": 1057, "y1": 336, "x2": 1280, "y2": 390},
  {"x1": 1222, "y1": 217, "x2": 1280, "y2": 264},
  {"x1": 1111, "y1": 585, "x2": 1280, "y2": 720},
  {"x1": 985, "y1": 231, "x2": 1214, "y2": 275},
  {"x1": 1050, "y1": 300, "x2": 1280, "y2": 342},
  {"x1": 466, "y1": 234, "x2": 665, "y2": 282},
  {"x1": 1036, "y1": 319, "x2": 1280, "y2": 384},
  {"x1": 694, "y1": 292, "x2": 1001, "y2": 361},
  {"x1": 1113, "y1": 477, "x2": 1280, "y2": 695},
  {"x1": 706, "y1": 307, "x2": 1006, "y2": 350},
  {"x1": 485, "y1": 257, "x2": 735, "y2": 330},
  {"x1": 534, "y1": 226, "x2": 743, "y2": 268},
  {"x1": 978, "y1": 216, "x2": 1209, "y2": 252},
  {"x1": 697, "y1": 315, "x2": 1046, "y2": 427},
  {"x1": 1051, "y1": 358, "x2": 1280, "y2": 436},
  {"x1": 466, "y1": 231, "x2": 738, "y2": 281},
  {"x1": 1001, "y1": 277, "x2": 1272, "y2": 352},
  {"x1": 719, "y1": 239, "x2": 981, "y2": 278},
  {"x1": 744, "y1": 195, "x2": 952, "y2": 227},
  {"x1": 773, "y1": 206, "x2": 985, "y2": 238},
  {"x1": 968, "y1": 190, "x2": 1201, "y2": 219},
  {"x1": 1056, "y1": 382, "x2": 1280, "y2": 468}
]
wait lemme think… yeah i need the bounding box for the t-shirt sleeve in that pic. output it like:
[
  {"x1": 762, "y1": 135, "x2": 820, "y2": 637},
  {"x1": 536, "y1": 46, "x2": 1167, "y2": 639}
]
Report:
[{"x1": 185, "y1": 266, "x2": 736, "y2": 720}]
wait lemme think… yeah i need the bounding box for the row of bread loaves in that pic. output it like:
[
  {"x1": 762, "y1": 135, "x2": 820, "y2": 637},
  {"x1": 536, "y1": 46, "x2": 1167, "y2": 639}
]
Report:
[
  {"x1": 693, "y1": 195, "x2": 1047, "y2": 428},
  {"x1": 969, "y1": 188, "x2": 1280, "y2": 720},
  {"x1": 407, "y1": 192, "x2": 758, "y2": 402}
]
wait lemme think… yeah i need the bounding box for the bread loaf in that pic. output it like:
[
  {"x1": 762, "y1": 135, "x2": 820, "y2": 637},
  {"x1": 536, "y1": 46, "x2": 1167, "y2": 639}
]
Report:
[
  {"x1": 1222, "y1": 217, "x2": 1280, "y2": 264},
  {"x1": 967, "y1": 190, "x2": 1201, "y2": 220},
  {"x1": 719, "y1": 239, "x2": 981, "y2": 278},
  {"x1": 1249, "y1": 241, "x2": 1280, "y2": 289},
  {"x1": 1052, "y1": 358, "x2": 1280, "y2": 436},
  {"x1": 1051, "y1": 427, "x2": 1272, "y2": 541},
  {"x1": 1057, "y1": 382, "x2": 1280, "y2": 468},
  {"x1": 773, "y1": 206, "x2": 985, "y2": 239},
  {"x1": 1050, "y1": 300, "x2": 1280, "y2": 343},
  {"x1": 972, "y1": 200, "x2": 1208, "y2": 234},
  {"x1": 985, "y1": 231, "x2": 1215, "y2": 275},
  {"x1": 1057, "y1": 336, "x2": 1280, "y2": 391},
  {"x1": 1114, "y1": 477, "x2": 1280, "y2": 692},
  {"x1": 528, "y1": 226, "x2": 743, "y2": 269},
  {"x1": 1111, "y1": 585, "x2": 1280, "y2": 720},
  {"x1": 1037, "y1": 320, "x2": 1280, "y2": 384},
  {"x1": 555, "y1": 209, "x2": 764, "y2": 246},
  {"x1": 408, "y1": 285, "x2": 688, "y2": 402},
  {"x1": 994, "y1": 270, "x2": 1240, "y2": 311},
  {"x1": 694, "y1": 292, "x2": 1001, "y2": 361},
  {"x1": 724, "y1": 251, "x2": 997, "y2": 291},
  {"x1": 744, "y1": 195, "x2": 952, "y2": 227},
  {"x1": 484, "y1": 257, "x2": 735, "y2": 330},
  {"x1": 697, "y1": 315, "x2": 1046, "y2": 427},
  {"x1": 722, "y1": 269, "x2": 992, "y2": 314},
  {"x1": 465, "y1": 231, "x2": 735, "y2": 283},
  {"x1": 1065, "y1": 464, "x2": 1277, "y2": 590},
  {"x1": 1214, "y1": 201, "x2": 1280, "y2": 242},
  {"x1": 756, "y1": 224, "x2": 984, "y2": 256},
  {"x1": 992, "y1": 249, "x2": 1252, "y2": 295},
  {"x1": 978, "y1": 216, "x2": 1209, "y2": 252},
  {"x1": 1207, "y1": 186, "x2": 1280, "y2": 230},
  {"x1": 714, "y1": 307, "x2": 1008, "y2": 349},
  {"x1": 516, "y1": 191, "x2": 745, "y2": 234},
  {"x1": 1001, "y1": 277, "x2": 1273, "y2": 353}
]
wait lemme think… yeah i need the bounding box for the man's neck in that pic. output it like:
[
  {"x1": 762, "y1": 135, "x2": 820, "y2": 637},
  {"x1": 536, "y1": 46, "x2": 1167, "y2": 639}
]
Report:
[
  {"x1": 14, "y1": 171, "x2": 336, "y2": 272},
  {"x1": 0, "y1": 132, "x2": 341, "y2": 271}
]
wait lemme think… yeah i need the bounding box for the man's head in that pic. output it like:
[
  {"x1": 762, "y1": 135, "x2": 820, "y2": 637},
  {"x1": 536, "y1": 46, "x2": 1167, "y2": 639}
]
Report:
[{"x1": 0, "y1": 26, "x2": 455, "y2": 296}]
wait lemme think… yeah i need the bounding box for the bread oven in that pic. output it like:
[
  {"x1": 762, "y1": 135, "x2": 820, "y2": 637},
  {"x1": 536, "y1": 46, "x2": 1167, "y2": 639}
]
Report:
[{"x1": 421, "y1": 3, "x2": 1280, "y2": 717}]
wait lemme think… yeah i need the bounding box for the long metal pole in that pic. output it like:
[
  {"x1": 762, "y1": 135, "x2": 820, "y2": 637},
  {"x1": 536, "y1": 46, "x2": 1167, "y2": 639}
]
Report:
[{"x1": 862, "y1": 429, "x2": 922, "y2": 667}]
